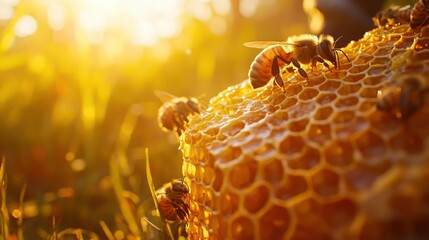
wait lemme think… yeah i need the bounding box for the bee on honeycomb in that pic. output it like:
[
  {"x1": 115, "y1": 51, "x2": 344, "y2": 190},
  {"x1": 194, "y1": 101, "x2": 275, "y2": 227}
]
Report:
[
  {"x1": 373, "y1": 5, "x2": 412, "y2": 27},
  {"x1": 244, "y1": 34, "x2": 350, "y2": 90},
  {"x1": 373, "y1": 0, "x2": 429, "y2": 29},
  {"x1": 178, "y1": 6, "x2": 429, "y2": 240},
  {"x1": 155, "y1": 90, "x2": 201, "y2": 137},
  {"x1": 411, "y1": 0, "x2": 429, "y2": 29},
  {"x1": 156, "y1": 178, "x2": 190, "y2": 223},
  {"x1": 377, "y1": 72, "x2": 429, "y2": 119}
]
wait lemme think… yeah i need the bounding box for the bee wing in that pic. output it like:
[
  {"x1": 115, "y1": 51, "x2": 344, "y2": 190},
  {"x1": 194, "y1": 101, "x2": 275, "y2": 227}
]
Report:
[
  {"x1": 243, "y1": 41, "x2": 303, "y2": 49},
  {"x1": 154, "y1": 90, "x2": 178, "y2": 103}
]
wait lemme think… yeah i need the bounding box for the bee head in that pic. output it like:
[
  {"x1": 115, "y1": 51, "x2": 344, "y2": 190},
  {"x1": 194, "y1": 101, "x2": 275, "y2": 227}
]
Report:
[
  {"x1": 172, "y1": 178, "x2": 189, "y2": 194},
  {"x1": 318, "y1": 35, "x2": 350, "y2": 69},
  {"x1": 317, "y1": 34, "x2": 336, "y2": 66},
  {"x1": 187, "y1": 98, "x2": 200, "y2": 113}
]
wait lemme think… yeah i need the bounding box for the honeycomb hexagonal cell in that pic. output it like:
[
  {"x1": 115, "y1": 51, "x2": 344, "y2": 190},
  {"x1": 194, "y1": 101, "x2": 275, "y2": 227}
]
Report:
[
  {"x1": 311, "y1": 168, "x2": 341, "y2": 197},
  {"x1": 181, "y1": 23, "x2": 429, "y2": 239},
  {"x1": 259, "y1": 205, "x2": 290, "y2": 240},
  {"x1": 274, "y1": 173, "x2": 307, "y2": 200},
  {"x1": 244, "y1": 184, "x2": 269, "y2": 213}
]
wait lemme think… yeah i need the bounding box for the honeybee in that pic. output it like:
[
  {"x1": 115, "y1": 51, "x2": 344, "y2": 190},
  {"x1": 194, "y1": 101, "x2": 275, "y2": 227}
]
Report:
[
  {"x1": 410, "y1": 0, "x2": 429, "y2": 29},
  {"x1": 244, "y1": 34, "x2": 350, "y2": 89},
  {"x1": 156, "y1": 178, "x2": 190, "y2": 223},
  {"x1": 376, "y1": 73, "x2": 429, "y2": 119},
  {"x1": 373, "y1": 5, "x2": 412, "y2": 28},
  {"x1": 155, "y1": 90, "x2": 201, "y2": 137}
]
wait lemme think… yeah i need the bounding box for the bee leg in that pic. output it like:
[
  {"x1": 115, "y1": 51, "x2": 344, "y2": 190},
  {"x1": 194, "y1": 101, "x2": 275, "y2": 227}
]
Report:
[
  {"x1": 178, "y1": 199, "x2": 190, "y2": 214},
  {"x1": 175, "y1": 206, "x2": 188, "y2": 222},
  {"x1": 173, "y1": 114, "x2": 185, "y2": 129},
  {"x1": 335, "y1": 51, "x2": 341, "y2": 69},
  {"x1": 274, "y1": 75, "x2": 285, "y2": 92},
  {"x1": 171, "y1": 200, "x2": 189, "y2": 222},
  {"x1": 176, "y1": 128, "x2": 183, "y2": 137},
  {"x1": 291, "y1": 58, "x2": 308, "y2": 79},
  {"x1": 313, "y1": 55, "x2": 332, "y2": 72},
  {"x1": 172, "y1": 116, "x2": 185, "y2": 136},
  {"x1": 271, "y1": 56, "x2": 285, "y2": 91}
]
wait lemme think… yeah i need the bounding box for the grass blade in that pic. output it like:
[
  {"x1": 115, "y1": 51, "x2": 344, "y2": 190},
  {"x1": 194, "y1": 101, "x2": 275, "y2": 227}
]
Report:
[
  {"x1": 142, "y1": 217, "x2": 161, "y2": 232},
  {"x1": 17, "y1": 183, "x2": 27, "y2": 240},
  {"x1": 99, "y1": 221, "x2": 115, "y2": 240},
  {"x1": 56, "y1": 228, "x2": 99, "y2": 239},
  {"x1": 109, "y1": 157, "x2": 141, "y2": 236},
  {"x1": 145, "y1": 148, "x2": 159, "y2": 214},
  {"x1": 145, "y1": 148, "x2": 174, "y2": 240},
  {"x1": 0, "y1": 157, "x2": 9, "y2": 240}
]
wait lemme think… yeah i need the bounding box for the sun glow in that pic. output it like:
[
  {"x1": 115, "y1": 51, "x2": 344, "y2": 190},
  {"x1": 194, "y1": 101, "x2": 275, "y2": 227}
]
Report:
[
  {"x1": 5, "y1": 0, "x2": 267, "y2": 46},
  {"x1": 55, "y1": 0, "x2": 186, "y2": 46}
]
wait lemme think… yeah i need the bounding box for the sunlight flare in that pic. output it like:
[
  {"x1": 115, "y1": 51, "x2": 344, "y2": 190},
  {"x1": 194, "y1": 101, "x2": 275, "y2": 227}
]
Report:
[
  {"x1": 14, "y1": 15, "x2": 37, "y2": 37},
  {"x1": 72, "y1": 0, "x2": 186, "y2": 45}
]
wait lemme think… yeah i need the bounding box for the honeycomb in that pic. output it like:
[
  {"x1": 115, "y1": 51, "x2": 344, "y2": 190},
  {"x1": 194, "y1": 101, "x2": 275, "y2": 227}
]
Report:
[{"x1": 180, "y1": 23, "x2": 429, "y2": 240}]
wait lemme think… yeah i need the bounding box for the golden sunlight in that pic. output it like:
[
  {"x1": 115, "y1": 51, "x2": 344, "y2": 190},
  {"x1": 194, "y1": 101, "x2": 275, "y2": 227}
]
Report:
[
  {"x1": 2, "y1": 0, "x2": 269, "y2": 47},
  {"x1": 14, "y1": 14, "x2": 37, "y2": 37},
  {"x1": 42, "y1": 0, "x2": 265, "y2": 45},
  {"x1": 0, "y1": 0, "x2": 340, "y2": 238},
  {"x1": 47, "y1": 0, "x2": 187, "y2": 45}
]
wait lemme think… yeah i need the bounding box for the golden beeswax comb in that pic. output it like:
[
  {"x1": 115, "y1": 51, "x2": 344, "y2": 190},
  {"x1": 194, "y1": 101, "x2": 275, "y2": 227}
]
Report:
[{"x1": 180, "y1": 23, "x2": 429, "y2": 240}]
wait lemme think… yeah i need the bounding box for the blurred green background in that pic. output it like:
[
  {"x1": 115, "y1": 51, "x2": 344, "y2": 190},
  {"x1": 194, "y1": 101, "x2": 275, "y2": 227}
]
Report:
[{"x1": 0, "y1": 0, "x2": 415, "y2": 238}]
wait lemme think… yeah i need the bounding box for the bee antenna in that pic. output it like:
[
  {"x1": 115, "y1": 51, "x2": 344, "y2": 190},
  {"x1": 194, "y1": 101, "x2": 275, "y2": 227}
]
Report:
[{"x1": 333, "y1": 36, "x2": 343, "y2": 48}]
